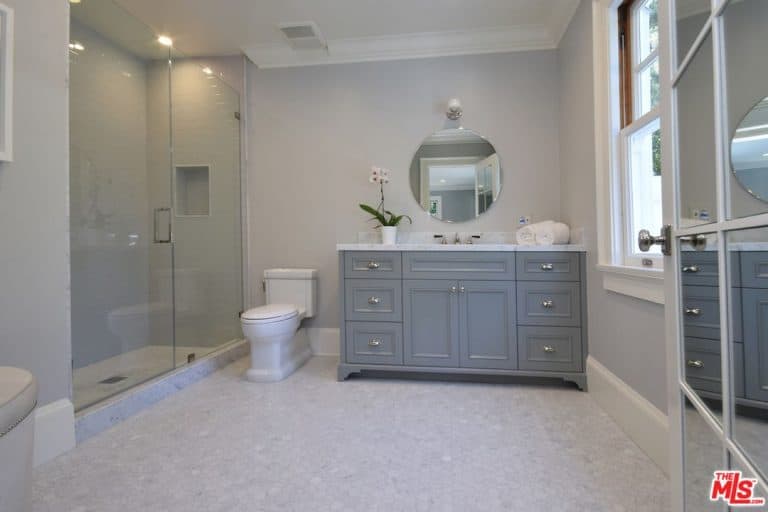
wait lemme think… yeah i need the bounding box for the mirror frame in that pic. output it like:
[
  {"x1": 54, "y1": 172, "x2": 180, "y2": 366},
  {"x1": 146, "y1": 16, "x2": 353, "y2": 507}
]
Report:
[{"x1": 730, "y1": 96, "x2": 768, "y2": 204}]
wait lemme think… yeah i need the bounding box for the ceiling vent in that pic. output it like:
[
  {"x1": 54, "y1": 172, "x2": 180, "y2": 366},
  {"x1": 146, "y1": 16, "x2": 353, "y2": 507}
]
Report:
[{"x1": 278, "y1": 22, "x2": 327, "y2": 51}]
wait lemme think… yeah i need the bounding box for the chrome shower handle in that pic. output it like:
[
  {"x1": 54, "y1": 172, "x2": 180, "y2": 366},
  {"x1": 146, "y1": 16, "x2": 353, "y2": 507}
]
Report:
[{"x1": 153, "y1": 207, "x2": 173, "y2": 244}]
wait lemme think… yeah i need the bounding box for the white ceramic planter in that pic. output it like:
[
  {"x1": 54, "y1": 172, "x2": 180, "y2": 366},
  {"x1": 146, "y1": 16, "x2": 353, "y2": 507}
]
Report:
[{"x1": 381, "y1": 226, "x2": 397, "y2": 245}]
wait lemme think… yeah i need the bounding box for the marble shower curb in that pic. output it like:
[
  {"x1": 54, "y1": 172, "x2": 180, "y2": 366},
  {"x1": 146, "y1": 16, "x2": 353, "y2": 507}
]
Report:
[{"x1": 75, "y1": 340, "x2": 249, "y2": 444}]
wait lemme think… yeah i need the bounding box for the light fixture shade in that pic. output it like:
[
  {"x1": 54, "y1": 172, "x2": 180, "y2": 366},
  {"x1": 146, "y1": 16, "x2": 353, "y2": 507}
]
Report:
[
  {"x1": 157, "y1": 35, "x2": 173, "y2": 47},
  {"x1": 446, "y1": 98, "x2": 462, "y2": 120}
]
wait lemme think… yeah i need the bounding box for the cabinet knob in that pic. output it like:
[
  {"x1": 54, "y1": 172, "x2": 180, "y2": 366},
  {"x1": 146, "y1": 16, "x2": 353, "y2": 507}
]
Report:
[
  {"x1": 450, "y1": 285, "x2": 458, "y2": 293},
  {"x1": 682, "y1": 265, "x2": 700, "y2": 273},
  {"x1": 367, "y1": 261, "x2": 380, "y2": 270},
  {"x1": 368, "y1": 338, "x2": 382, "y2": 347},
  {"x1": 459, "y1": 286, "x2": 466, "y2": 293},
  {"x1": 686, "y1": 359, "x2": 704, "y2": 369},
  {"x1": 368, "y1": 296, "x2": 381, "y2": 305},
  {"x1": 540, "y1": 263, "x2": 554, "y2": 271},
  {"x1": 684, "y1": 307, "x2": 702, "y2": 317},
  {"x1": 541, "y1": 299, "x2": 554, "y2": 308},
  {"x1": 542, "y1": 345, "x2": 556, "y2": 353}
]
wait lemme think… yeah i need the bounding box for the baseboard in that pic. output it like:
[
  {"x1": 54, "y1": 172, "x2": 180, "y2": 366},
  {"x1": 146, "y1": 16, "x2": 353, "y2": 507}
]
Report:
[
  {"x1": 307, "y1": 327, "x2": 340, "y2": 356},
  {"x1": 586, "y1": 356, "x2": 669, "y2": 474},
  {"x1": 33, "y1": 398, "x2": 75, "y2": 467}
]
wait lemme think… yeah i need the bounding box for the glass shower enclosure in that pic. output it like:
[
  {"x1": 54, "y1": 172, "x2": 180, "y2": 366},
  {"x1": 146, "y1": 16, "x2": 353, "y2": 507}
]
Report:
[{"x1": 69, "y1": 1, "x2": 243, "y2": 411}]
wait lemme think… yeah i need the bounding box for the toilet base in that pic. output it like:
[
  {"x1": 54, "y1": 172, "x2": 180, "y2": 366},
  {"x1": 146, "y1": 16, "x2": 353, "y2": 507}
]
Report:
[{"x1": 244, "y1": 327, "x2": 311, "y2": 382}]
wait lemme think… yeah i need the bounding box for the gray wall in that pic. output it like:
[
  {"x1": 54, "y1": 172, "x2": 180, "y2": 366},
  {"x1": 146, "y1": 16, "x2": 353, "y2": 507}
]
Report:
[
  {"x1": 558, "y1": 0, "x2": 668, "y2": 412},
  {"x1": 0, "y1": 0, "x2": 71, "y2": 405},
  {"x1": 247, "y1": 51, "x2": 562, "y2": 328}
]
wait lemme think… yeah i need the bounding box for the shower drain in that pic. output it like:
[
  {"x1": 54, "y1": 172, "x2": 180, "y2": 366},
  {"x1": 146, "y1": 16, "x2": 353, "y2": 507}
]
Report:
[{"x1": 99, "y1": 375, "x2": 127, "y2": 384}]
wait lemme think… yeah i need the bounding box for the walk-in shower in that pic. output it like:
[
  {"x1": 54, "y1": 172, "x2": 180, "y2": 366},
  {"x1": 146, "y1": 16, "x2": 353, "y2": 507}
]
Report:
[{"x1": 69, "y1": 1, "x2": 244, "y2": 410}]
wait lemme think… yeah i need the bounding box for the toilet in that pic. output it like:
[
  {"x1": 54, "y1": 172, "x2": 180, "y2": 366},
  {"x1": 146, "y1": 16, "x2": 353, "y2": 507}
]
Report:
[
  {"x1": 0, "y1": 367, "x2": 37, "y2": 512},
  {"x1": 240, "y1": 268, "x2": 317, "y2": 382}
]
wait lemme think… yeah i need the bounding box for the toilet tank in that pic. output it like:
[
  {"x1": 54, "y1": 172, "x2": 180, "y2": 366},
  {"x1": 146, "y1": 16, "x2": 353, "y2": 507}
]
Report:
[{"x1": 264, "y1": 268, "x2": 318, "y2": 318}]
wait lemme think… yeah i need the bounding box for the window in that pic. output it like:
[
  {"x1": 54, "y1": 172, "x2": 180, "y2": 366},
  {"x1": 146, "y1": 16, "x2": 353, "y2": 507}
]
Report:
[{"x1": 617, "y1": 0, "x2": 662, "y2": 267}]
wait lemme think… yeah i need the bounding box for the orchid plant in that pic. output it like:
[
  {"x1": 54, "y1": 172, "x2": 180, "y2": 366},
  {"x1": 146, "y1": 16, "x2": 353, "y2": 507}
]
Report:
[{"x1": 359, "y1": 166, "x2": 413, "y2": 228}]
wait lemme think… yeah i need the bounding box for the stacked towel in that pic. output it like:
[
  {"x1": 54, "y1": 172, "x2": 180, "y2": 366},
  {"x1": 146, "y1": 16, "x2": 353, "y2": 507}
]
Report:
[{"x1": 516, "y1": 221, "x2": 570, "y2": 246}]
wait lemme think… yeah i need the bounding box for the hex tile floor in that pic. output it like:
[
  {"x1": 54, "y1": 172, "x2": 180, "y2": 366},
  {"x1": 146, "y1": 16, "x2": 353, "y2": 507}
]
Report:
[{"x1": 33, "y1": 356, "x2": 669, "y2": 511}]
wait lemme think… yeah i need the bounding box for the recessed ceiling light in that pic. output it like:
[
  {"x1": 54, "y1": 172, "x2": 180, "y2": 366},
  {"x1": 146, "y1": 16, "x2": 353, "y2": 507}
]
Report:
[
  {"x1": 202, "y1": 67, "x2": 213, "y2": 75},
  {"x1": 69, "y1": 0, "x2": 81, "y2": 4},
  {"x1": 157, "y1": 35, "x2": 173, "y2": 47}
]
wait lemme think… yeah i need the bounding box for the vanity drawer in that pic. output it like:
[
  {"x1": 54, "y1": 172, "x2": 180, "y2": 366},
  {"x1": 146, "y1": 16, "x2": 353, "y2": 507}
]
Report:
[
  {"x1": 740, "y1": 252, "x2": 768, "y2": 288},
  {"x1": 345, "y1": 279, "x2": 402, "y2": 322},
  {"x1": 680, "y1": 251, "x2": 719, "y2": 287},
  {"x1": 344, "y1": 252, "x2": 402, "y2": 279},
  {"x1": 402, "y1": 252, "x2": 516, "y2": 280},
  {"x1": 346, "y1": 322, "x2": 403, "y2": 365},
  {"x1": 516, "y1": 252, "x2": 580, "y2": 282},
  {"x1": 681, "y1": 285, "x2": 742, "y2": 342},
  {"x1": 518, "y1": 326, "x2": 582, "y2": 372},
  {"x1": 684, "y1": 338, "x2": 744, "y2": 398},
  {"x1": 516, "y1": 282, "x2": 581, "y2": 327}
]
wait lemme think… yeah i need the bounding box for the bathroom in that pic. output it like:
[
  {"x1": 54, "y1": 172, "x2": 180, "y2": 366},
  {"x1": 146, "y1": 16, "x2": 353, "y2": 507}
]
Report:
[{"x1": 0, "y1": 0, "x2": 766, "y2": 510}]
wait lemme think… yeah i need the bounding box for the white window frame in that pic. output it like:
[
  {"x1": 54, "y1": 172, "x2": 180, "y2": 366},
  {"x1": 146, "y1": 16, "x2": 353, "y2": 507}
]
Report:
[{"x1": 594, "y1": 0, "x2": 665, "y2": 304}]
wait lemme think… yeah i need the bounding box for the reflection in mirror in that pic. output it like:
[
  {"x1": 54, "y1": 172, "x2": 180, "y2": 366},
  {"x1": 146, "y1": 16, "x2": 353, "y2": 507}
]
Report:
[
  {"x1": 681, "y1": 233, "x2": 724, "y2": 422},
  {"x1": 726, "y1": 0, "x2": 768, "y2": 218},
  {"x1": 677, "y1": 33, "x2": 716, "y2": 227},
  {"x1": 676, "y1": 0, "x2": 711, "y2": 65},
  {"x1": 727, "y1": 226, "x2": 768, "y2": 481},
  {"x1": 684, "y1": 397, "x2": 724, "y2": 511},
  {"x1": 409, "y1": 128, "x2": 501, "y2": 223},
  {"x1": 732, "y1": 97, "x2": 768, "y2": 203}
]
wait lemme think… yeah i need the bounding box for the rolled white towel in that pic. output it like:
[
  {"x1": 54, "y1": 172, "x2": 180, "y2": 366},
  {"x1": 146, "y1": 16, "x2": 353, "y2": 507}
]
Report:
[
  {"x1": 516, "y1": 221, "x2": 570, "y2": 246},
  {"x1": 536, "y1": 222, "x2": 570, "y2": 246}
]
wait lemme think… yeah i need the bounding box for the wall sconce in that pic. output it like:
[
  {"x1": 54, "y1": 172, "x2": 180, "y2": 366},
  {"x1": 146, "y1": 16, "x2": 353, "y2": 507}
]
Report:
[{"x1": 446, "y1": 98, "x2": 463, "y2": 120}]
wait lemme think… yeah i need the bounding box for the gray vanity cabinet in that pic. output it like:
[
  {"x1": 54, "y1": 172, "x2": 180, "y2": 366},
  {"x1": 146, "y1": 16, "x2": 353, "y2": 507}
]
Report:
[
  {"x1": 403, "y1": 280, "x2": 460, "y2": 367},
  {"x1": 458, "y1": 281, "x2": 517, "y2": 369},
  {"x1": 742, "y1": 288, "x2": 768, "y2": 402},
  {"x1": 339, "y1": 250, "x2": 587, "y2": 389}
]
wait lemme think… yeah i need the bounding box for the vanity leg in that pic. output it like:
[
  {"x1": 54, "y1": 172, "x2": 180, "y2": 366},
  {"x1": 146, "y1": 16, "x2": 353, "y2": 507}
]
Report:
[
  {"x1": 565, "y1": 375, "x2": 588, "y2": 391},
  {"x1": 337, "y1": 364, "x2": 354, "y2": 381}
]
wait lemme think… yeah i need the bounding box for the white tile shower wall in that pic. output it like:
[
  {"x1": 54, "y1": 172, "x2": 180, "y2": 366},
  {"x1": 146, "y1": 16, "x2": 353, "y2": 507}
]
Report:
[
  {"x1": 69, "y1": 21, "x2": 151, "y2": 368},
  {"x1": 146, "y1": 59, "x2": 243, "y2": 349},
  {"x1": 247, "y1": 51, "x2": 563, "y2": 328}
]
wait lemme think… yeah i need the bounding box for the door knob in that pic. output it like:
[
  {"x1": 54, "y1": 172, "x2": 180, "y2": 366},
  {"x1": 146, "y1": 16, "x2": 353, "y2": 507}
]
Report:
[{"x1": 638, "y1": 225, "x2": 671, "y2": 255}]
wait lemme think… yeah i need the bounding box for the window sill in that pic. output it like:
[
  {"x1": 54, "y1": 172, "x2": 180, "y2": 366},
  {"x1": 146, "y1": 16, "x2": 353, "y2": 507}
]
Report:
[{"x1": 596, "y1": 264, "x2": 665, "y2": 305}]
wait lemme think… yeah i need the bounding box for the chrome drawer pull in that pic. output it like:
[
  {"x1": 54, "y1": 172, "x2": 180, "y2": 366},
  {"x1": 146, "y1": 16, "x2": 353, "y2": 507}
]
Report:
[
  {"x1": 682, "y1": 265, "x2": 700, "y2": 273},
  {"x1": 542, "y1": 345, "x2": 556, "y2": 353},
  {"x1": 450, "y1": 285, "x2": 458, "y2": 293},
  {"x1": 459, "y1": 286, "x2": 466, "y2": 293},
  {"x1": 368, "y1": 296, "x2": 381, "y2": 305},
  {"x1": 540, "y1": 263, "x2": 554, "y2": 271},
  {"x1": 686, "y1": 360, "x2": 704, "y2": 369},
  {"x1": 684, "y1": 307, "x2": 702, "y2": 316},
  {"x1": 367, "y1": 261, "x2": 380, "y2": 270},
  {"x1": 368, "y1": 338, "x2": 382, "y2": 347},
  {"x1": 541, "y1": 299, "x2": 554, "y2": 309}
]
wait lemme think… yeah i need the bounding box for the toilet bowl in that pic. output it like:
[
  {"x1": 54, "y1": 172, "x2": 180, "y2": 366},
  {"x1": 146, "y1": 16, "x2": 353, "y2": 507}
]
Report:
[
  {"x1": 0, "y1": 367, "x2": 37, "y2": 512},
  {"x1": 240, "y1": 269, "x2": 317, "y2": 382}
]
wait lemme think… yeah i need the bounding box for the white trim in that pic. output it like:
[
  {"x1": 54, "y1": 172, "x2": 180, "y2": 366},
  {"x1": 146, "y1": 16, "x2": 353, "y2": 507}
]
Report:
[
  {"x1": 307, "y1": 327, "x2": 340, "y2": 356},
  {"x1": 598, "y1": 264, "x2": 665, "y2": 304},
  {"x1": 586, "y1": 356, "x2": 669, "y2": 474},
  {"x1": 33, "y1": 399, "x2": 75, "y2": 467},
  {"x1": 244, "y1": 25, "x2": 560, "y2": 69},
  {"x1": 0, "y1": 3, "x2": 13, "y2": 161}
]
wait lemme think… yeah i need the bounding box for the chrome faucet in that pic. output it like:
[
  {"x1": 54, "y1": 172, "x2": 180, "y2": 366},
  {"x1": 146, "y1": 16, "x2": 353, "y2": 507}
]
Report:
[{"x1": 454, "y1": 233, "x2": 461, "y2": 244}]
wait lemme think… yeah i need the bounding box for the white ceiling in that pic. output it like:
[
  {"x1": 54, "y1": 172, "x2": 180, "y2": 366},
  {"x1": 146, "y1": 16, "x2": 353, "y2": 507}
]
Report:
[{"x1": 115, "y1": 0, "x2": 580, "y2": 67}]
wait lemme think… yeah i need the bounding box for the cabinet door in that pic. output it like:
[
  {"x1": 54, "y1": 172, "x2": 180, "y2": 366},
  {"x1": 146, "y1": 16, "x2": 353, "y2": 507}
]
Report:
[
  {"x1": 458, "y1": 281, "x2": 517, "y2": 369},
  {"x1": 403, "y1": 279, "x2": 459, "y2": 367},
  {"x1": 743, "y1": 288, "x2": 768, "y2": 401}
]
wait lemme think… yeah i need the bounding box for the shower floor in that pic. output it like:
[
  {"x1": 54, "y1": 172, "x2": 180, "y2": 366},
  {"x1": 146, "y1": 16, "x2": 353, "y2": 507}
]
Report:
[{"x1": 73, "y1": 345, "x2": 221, "y2": 411}]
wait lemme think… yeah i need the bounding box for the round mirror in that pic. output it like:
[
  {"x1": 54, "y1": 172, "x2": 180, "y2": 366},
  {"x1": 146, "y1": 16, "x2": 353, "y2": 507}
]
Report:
[
  {"x1": 731, "y1": 96, "x2": 768, "y2": 202},
  {"x1": 409, "y1": 128, "x2": 502, "y2": 222}
]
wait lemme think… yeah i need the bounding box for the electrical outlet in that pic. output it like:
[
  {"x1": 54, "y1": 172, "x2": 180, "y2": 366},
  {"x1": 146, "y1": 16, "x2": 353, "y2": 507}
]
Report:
[{"x1": 518, "y1": 215, "x2": 531, "y2": 225}]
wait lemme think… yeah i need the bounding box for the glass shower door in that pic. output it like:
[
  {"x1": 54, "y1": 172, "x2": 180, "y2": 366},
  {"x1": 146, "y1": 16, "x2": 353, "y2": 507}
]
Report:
[{"x1": 69, "y1": 0, "x2": 175, "y2": 411}]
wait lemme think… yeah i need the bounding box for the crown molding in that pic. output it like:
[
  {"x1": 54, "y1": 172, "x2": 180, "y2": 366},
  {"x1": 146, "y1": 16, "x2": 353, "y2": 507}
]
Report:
[{"x1": 243, "y1": 24, "x2": 559, "y2": 69}]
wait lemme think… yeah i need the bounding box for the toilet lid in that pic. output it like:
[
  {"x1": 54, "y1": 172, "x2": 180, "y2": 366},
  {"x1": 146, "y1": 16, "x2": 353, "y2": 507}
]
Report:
[
  {"x1": 241, "y1": 304, "x2": 298, "y2": 321},
  {"x1": 0, "y1": 367, "x2": 37, "y2": 436}
]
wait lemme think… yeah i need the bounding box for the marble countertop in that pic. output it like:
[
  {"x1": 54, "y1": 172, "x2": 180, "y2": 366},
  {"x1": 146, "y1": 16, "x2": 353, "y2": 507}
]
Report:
[{"x1": 336, "y1": 243, "x2": 586, "y2": 252}]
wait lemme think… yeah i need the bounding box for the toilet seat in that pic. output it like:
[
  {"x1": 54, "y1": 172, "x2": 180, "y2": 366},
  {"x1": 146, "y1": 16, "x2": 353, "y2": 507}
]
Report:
[{"x1": 241, "y1": 304, "x2": 298, "y2": 324}]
